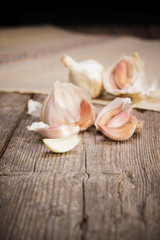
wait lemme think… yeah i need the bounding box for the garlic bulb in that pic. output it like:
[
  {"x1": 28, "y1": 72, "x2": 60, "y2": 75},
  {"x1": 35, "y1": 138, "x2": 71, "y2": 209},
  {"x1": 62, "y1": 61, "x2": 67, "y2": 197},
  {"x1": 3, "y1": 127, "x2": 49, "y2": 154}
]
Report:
[
  {"x1": 103, "y1": 52, "x2": 146, "y2": 97},
  {"x1": 95, "y1": 98, "x2": 143, "y2": 141},
  {"x1": 61, "y1": 54, "x2": 104, "y2": 98},
  {"x1": 27, "y1": 82, "x2": 95, "y2": 138}
]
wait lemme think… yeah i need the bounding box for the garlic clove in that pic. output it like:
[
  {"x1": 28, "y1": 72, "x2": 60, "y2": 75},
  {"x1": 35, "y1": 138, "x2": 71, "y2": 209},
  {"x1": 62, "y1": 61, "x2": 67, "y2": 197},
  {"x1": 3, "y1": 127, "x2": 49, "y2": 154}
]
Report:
[
  {"x1": 95, "y1": 97, "x2": 142, "y2": 141},
  {"x1": 98, "y1": 103, "x2": 123, "y2": 126},
  {"x1": 40, "y1": 81, "x2": 95, "y2": 131},
  {"x1": 97, "y1": 121, "x2": 136, "y2": 141},
  {"x1": 40, "y1": 82, "x2": 81, "y2": 127},
  {"x1": 107, "y1": 110, "x2": 132, "y2": 128},
  {"x1": 27, "y1": 122, "x2": 80, "y2": 139},
  {"x1": 61, "y1": 54, "x2": 104, "y2": 98},
  {"x1": 108, "y1": 71, "x2": 119, "y2": 89},
  {"x1": 43, "y1": 135, "x2": 81, "y2": 153},
  {"x1": 77, "y1": 99, "x2": 95, "y2": 131},
  {"x1": 95, "y1": 97, "x2": 131, "y2": 128},
  {"x1": 115, "y1": 60, "x2": 129, "y2": 89}
]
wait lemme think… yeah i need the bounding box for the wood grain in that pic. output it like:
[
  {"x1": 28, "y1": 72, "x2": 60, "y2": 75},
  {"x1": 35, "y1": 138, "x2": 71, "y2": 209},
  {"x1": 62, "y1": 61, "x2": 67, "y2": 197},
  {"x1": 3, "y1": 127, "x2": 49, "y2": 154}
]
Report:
[
  {"x1": 82, "y1": 110, "x2": 160, "y2": 240},
  {"x1": 0, "y1": 92, "x2": 31, "y2": 158},
  {"x1": 0, "y1": 94, "x2": 85, "y2": 240},
  {"x1": 0, "y1": 95, "x2": 160, "y2": 240}
]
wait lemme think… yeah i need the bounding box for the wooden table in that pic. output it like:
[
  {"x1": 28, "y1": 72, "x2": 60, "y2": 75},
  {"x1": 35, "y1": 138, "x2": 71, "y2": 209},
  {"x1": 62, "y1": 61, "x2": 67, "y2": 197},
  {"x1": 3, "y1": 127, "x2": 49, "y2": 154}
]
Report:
[{"x1": 0, "y1": 25, "x2": 160, "y2": 240}]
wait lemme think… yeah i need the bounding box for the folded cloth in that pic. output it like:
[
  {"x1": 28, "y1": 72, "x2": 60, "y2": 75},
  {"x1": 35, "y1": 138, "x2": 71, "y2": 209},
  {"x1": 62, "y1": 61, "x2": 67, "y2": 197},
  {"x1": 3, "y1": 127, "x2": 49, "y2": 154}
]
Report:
[{"x1": 0, "y1": 25, "x2": 160, "y2": 111}]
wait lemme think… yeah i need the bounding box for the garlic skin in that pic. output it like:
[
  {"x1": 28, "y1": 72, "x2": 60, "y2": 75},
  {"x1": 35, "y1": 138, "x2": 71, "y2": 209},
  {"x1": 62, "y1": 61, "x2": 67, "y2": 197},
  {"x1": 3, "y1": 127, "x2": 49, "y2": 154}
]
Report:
[
  {"x1": 27, "y1": 99, "x2": 42, "y2": 117},
  {"x1": 27, "y1": 122, "x2": 80, "y2": 139},
  {"x1": 40, "y1": 81, "x2": 95, "y2": 131},
  {"x1": 95, "y1": 97, "x2": 143, "y2": 141},
  {"x1": 27, "y1": 82, "x2": 95, "y2": 139},
  {"x1": 103, "y1": 52, "x2": 146, "y2": 97},
  {"x1": 61, "y1": 55, "x2": 104, "y2": 98}
]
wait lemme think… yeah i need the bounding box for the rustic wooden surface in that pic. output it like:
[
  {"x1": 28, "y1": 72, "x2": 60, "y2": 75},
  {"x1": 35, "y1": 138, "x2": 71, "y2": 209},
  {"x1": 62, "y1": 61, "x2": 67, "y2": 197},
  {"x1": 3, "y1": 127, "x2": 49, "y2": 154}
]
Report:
[{"x1": 0, "y1": 25, "x2": 160, "y2": 240}]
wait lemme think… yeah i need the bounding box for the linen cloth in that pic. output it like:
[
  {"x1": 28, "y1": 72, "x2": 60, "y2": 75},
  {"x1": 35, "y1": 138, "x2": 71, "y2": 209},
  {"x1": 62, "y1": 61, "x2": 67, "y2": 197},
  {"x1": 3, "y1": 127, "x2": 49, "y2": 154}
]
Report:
[{"x1": 0, "y1": 25, "x2": 160, "y2": 111}]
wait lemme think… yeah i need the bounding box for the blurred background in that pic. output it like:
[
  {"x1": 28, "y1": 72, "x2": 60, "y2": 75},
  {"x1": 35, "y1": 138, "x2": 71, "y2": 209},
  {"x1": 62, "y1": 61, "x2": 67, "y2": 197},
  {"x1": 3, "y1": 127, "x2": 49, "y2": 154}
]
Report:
[
  {"x1": 0, "y1": 7, "x2": 160, "y2": 26},
  {"x1": 0, "y1": 7, "x2": 160, "y2": 38}
]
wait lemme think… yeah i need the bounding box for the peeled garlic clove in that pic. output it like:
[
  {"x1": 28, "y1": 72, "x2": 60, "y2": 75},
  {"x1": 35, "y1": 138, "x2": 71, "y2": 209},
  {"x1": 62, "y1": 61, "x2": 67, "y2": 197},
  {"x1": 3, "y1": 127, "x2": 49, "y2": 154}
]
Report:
[
  {"x1": 61, "y1": 54, "x2": 104, "y2": 98},
  {"x1": 41, "y1": 81, "x2": 95, "y2": 131},
  {"x1": 95, "y1": 97, "x2": 142, "y2": 141},
  {"x1": 27, "y1": 122, "x2": 80, "y2": 139},
  {"x1": 43, "y1": 135, "x2": 81, "y2": 153},
  {"x1": 98, "y1": 121, "x2": 136, "y2": 141},
  {"x1": 103, "y1": 52, "x2": 145, "y2": 96}
]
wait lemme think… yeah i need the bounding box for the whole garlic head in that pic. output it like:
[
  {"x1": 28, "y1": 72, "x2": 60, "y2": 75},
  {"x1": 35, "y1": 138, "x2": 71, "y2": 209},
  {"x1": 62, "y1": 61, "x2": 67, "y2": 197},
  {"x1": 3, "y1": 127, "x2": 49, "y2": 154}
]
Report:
[{"x1": 61, "y1": 55, "x2": 104, "y2": 98}]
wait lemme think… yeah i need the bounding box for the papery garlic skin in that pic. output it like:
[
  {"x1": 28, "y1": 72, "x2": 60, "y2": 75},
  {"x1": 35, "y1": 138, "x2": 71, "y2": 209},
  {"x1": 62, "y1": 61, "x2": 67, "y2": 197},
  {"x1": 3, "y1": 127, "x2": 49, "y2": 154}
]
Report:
[
  {"x1": 61, "y1": 55, "x2": 104, "y2": 98},
  {"x1": 27, "y1": 122, "x2": 80, "y2": 139},
  {"x1": 27, "y1": 99, "x2": 42, "y2": 117},
  {"x1": 40, "y1": 81, "x2": 95, "y2": 131},
  {"x1": 103, "y1": 52, "x2": 146, "y2": 97},
  {"x1": 27, "y1": 82, "x2": 95, "y2": 139},
  {"x1": 95, "y1": 97, "x2": 143, "y2": 141}
]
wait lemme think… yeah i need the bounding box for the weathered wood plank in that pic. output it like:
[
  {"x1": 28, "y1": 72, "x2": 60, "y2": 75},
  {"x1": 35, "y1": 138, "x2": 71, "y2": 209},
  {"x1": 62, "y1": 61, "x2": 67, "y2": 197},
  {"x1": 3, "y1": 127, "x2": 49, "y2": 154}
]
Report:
[
  {"x1": 0, "y1": 174, "x2": 84, "y2": 240},
  {"x1": 0, "y1": 91, "x2": 160, "y2": 240},
  {"x1": 82, "y1": 109, "x2": 160, "y2": 240},
  {"x1": 0, "y1": 94, "x2": 86, "y2": 240},
  {"x1": 0, "y1": 92, "x2": 31, "y2": 158}
]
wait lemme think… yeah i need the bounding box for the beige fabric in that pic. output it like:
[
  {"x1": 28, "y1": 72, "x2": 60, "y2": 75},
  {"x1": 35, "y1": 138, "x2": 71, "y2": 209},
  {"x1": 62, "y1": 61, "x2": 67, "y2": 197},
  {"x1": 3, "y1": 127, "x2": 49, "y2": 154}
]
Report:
[{"x1": 0, "y1": 25, "x2": 160, "y2": 111}]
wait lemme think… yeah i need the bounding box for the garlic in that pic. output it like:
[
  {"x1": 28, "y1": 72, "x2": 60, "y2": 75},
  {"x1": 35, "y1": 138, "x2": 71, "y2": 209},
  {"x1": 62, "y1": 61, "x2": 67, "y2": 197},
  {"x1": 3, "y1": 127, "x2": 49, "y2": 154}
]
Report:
[
  {"x1": 43, "y1": 135, "x2": 81, "y2": 153},
  {"x1": 95, "y1": 97, "x2": 143, "y2": 141},
  {"x1": 27, "y1": 82, "x2": 95, "y2": 138},
  {"x1": 27, "y1": 99, "x2": 42, "y2": 117},
  {"x1": 27, "y1": 122, "x2": 80, "y2": 139},
  {"x1": 103, "y1": 52, "x2": 146, "y2": 97},
  {"x1": 40, "y1": 81, "x2": 95, "y2": 131},
  {"x1": 61, "y1": 54, "x2": 104, "y2": 98}
]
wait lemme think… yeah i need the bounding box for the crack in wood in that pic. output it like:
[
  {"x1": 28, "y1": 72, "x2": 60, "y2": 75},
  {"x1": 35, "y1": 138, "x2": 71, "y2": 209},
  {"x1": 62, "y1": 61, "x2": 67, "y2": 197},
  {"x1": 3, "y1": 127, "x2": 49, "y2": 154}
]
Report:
[
  {"x1": 33, "y1": 157, "x2": 38, "y2": 174},
  {"x1": 139, "y1": 200, "x2": 147, "y2": 225},
  {"x1": 117, "y1": 179, "x2": 124, "y2": 217},
  {"x1": 80, "y1": 178, "x2": 88, "y2": 240},
  {"x1": 84, "y1": 148, "x2": 90, "y2": 181},
  {"x1": 80, "y1": 148, "x2": 90, "y2": 240}
]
